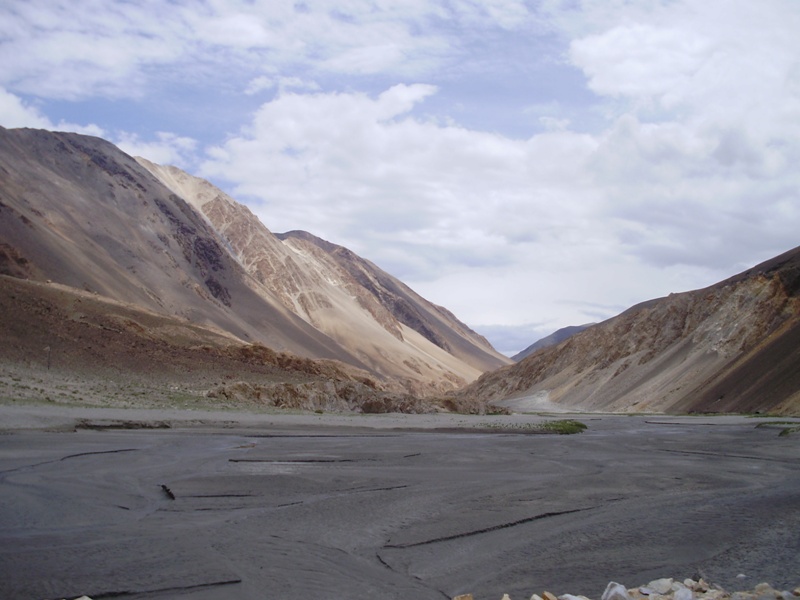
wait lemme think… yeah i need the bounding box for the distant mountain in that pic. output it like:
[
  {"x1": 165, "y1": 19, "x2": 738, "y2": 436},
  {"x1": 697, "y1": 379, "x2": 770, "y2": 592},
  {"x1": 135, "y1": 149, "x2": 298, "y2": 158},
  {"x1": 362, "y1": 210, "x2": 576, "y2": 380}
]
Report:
[
  {"x1": 511, "y1": 324, "x2": 594, "y2": 362},
  {"x1": 0, "y1": 126, "x2": 510, "y2": 408},
  {"x1": 457, "y1": 247, "x2": 800, "y2": 415}
]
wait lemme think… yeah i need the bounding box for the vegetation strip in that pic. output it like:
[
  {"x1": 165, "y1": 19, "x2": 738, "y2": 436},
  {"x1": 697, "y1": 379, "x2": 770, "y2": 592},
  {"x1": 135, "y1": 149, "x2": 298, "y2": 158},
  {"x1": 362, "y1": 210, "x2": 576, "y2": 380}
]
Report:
[{"x1": 475, "y1": 419, "x2": 588, "y2": 434}]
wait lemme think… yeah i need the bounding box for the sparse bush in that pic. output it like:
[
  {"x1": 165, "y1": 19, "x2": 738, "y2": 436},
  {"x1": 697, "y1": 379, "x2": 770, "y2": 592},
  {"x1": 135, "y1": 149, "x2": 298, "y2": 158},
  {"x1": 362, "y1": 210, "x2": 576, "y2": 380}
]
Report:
[{"x1": 539, "y1": 419, "x2": 587, "y2": 435}]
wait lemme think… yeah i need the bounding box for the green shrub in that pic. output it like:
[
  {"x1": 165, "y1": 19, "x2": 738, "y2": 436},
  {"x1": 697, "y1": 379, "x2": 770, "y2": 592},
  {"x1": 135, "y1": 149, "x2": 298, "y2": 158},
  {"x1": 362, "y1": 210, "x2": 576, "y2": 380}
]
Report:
[{"x1": 539, "y1": 419, "x2": 587, "y2": 435}]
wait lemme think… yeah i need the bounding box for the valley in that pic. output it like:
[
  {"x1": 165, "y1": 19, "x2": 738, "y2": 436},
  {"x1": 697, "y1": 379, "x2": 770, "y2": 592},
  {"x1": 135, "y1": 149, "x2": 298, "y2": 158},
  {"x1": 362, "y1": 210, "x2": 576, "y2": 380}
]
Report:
[{"x1": 3, "y1": 126, "x2": 799, "y2": 416}]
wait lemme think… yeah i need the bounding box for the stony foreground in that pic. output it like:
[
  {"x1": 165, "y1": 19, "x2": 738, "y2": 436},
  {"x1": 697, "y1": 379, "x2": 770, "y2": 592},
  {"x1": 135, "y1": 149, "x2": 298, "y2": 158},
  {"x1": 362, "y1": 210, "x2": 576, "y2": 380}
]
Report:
[{"x1": 455, "y1": 578, "x2": 800, "y2": 600}]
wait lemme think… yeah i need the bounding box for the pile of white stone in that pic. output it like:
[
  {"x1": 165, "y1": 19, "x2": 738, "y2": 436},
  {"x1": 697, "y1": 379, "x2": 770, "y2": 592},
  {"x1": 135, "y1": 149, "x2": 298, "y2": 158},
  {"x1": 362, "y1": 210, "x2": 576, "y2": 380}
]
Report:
[{"x1": 454, "y1": 577, "x2": 800, "y2": 600}]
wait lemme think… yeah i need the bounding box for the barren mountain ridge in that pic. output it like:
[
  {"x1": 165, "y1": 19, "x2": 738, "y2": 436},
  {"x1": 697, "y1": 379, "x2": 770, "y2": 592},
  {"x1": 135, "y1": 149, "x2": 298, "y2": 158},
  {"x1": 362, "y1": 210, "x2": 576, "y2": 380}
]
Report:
[
  {"x1": 459, "y1": 246, "x2": 800, "y2": 415},
  {"x1": 0, "y1": 126, "x2": 509, "y2": 408}
]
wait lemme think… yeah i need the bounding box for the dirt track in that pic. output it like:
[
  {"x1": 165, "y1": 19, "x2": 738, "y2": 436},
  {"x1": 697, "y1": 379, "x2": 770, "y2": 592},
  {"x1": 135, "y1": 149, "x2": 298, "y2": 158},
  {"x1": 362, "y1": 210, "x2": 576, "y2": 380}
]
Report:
[{"x1": 1, "y1": 409, "x2": 799, "y2": 600}]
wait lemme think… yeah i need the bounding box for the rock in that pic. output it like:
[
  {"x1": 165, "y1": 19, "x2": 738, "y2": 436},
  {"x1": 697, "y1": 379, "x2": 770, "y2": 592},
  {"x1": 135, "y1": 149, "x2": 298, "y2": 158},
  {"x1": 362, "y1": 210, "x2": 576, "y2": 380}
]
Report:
[
  {"x1": 649, "y1": 579, "x2": 675, "y2": 595},
  {"x1": 602, "y1": 582, "x2": 633, "y2": 600},
  {"x1": 702, "y1": 589, "x2": 729, "y2": 600},
  {"x1": 461, "y1": 576, "x2": 797, "y2": 600},
  {"x1": 674, "y1": 587, "x2": 694, "y2": 600},
  {"x1": 754, "y1": 583, "x2": 780, "y2": 599}
]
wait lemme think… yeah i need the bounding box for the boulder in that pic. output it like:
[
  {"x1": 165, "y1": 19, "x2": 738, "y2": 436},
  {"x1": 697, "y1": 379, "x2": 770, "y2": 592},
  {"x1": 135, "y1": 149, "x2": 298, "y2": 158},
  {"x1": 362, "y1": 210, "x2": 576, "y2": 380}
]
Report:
[
  {"x1": 602, "y1": 582, "x2": 633, "y2": 600},
  {"x1": 649, "y1": 580, "x2": 675, "y2": 595}
]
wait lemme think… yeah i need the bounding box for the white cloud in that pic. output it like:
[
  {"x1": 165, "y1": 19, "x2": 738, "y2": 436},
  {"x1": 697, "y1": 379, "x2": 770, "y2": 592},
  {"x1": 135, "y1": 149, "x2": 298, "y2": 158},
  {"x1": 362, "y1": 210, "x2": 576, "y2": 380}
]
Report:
[
  {"x1": 0, "y1": 1, "x2": 543, "y2": 103},
  {"x1": 245, "y1": 76, "x2": 320, "y2": 96},
  {"x1": 116, "y1": 131, "x2": 198, "y2": 169},
  {"x1": 0, "y1": 1, "x2": 184, "y2": 99},
  {"x1": 0, "y1": 87, "x2": 52, "y2": 129},
  {"x1": 447, "y1": 0, "x2": 532, "y2": 29},
  {"x1": 567, "y1": 0, "x2": 800, "y2": 133},
  {"x1": 0, "y1": 87, "x2": 104, "y2": 136},
  {"x1": 201, "y1": 84, "x2": 598, "y2": 255},
  {"x1": 0, "y1": 86, "x2": 195, "y2": 168},
  {"x1": 571, "y1": 23, "x2": 711, "y2": 103}
]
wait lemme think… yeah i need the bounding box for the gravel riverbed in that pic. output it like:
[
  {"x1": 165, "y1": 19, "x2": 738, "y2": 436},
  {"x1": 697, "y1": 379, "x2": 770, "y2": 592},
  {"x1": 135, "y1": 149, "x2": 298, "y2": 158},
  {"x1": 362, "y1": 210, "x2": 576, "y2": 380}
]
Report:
[{"x1": 1, "y1": 406, "x2": 798, "y2": 600}]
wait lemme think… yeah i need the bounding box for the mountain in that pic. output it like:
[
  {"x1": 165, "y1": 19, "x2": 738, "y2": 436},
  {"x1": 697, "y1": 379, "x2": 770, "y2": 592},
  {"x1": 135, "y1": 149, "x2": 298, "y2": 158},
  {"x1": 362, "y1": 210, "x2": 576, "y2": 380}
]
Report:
[
  {"x1": 457, "y1": 247, "x2": 800, "y2": 415},
  {"x1": 0, "y1": 126, "x2": 509, "y2": 407},
  {"x1": 0, "y1": 127, "x2": 353, "y2": 359},
  {"x1": 511, "y1": 324, "x2": 595, "y2": 362},
  {"x1": 136, "y1": 159, "x2": 510, "y2": 395}
]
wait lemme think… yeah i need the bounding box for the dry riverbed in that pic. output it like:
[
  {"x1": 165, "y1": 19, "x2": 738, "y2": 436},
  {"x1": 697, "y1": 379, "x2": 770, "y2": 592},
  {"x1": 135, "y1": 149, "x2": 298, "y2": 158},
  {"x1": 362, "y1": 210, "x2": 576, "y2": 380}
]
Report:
[{"x1": 1, "y1": 404, "x2": 798, "y2": 600}]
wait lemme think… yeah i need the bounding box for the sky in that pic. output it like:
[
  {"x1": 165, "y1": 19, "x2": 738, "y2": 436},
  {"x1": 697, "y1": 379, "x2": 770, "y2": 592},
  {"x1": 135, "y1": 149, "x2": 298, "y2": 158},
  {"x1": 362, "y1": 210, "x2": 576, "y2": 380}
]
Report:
[{"x1": 2, "y1": 0, "x2": 799, "y2": 356}]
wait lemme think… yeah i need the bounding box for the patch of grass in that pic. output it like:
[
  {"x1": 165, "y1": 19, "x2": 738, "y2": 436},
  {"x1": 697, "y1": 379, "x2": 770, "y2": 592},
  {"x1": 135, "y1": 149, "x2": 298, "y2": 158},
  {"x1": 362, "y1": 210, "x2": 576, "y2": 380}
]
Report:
[
  {"x1": 475, "y1": 419, "x2": 589, "y2": 434},
  {"x1": 538, "y1": 419, "x2": 588, "y2": 435}
]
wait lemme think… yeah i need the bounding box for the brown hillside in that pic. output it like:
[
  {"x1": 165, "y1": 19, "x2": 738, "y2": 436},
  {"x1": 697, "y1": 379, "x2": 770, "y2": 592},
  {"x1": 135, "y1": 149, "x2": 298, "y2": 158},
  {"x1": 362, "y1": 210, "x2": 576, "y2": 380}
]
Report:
[
  {"x1": 0, "y1": 275, "x2": 437, "y2": 413},
  {"x1": 457, "y1": 246, "x2": 800, "y2": 415}
]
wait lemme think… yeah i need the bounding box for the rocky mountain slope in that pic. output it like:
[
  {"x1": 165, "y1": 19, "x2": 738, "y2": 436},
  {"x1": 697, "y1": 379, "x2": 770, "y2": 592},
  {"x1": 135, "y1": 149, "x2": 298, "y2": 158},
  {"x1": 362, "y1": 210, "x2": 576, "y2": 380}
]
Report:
[
  {"x1": 137, "y1": 158, "x2": 509, "y2": 394},
  {"x1": 0, "y1": 126, "x2": 509, "y2": 404},
  {"x1": 458, "y1": 247, "x2": 800, "y2": 415}
]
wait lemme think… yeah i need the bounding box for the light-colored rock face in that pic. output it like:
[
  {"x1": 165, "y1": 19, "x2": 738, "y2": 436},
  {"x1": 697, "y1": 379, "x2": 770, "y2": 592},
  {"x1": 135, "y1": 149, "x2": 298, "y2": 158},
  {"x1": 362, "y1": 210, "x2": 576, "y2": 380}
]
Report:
[
  {"x1": 459, "y1": 248, "x2": 800, "y2": 415},
  {"x1": 137, "y1": 159, "x2": 511, "y2": 395}
]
